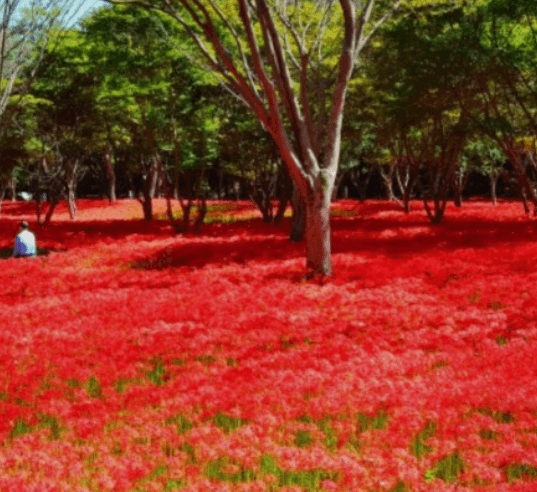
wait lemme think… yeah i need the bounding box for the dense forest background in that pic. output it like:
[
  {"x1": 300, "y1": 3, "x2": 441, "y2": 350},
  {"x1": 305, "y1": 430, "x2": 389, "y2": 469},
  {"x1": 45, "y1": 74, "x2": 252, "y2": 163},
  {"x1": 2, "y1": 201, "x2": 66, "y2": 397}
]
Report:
[{"x1": 1, "y1": 0, "x2": 537, "y2": 225}]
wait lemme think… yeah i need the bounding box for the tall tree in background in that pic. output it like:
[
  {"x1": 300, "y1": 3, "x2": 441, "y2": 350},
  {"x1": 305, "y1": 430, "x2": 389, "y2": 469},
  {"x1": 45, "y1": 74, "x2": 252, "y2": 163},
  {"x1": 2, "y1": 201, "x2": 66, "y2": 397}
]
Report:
[
  {"x1": 0, "y1": 0, "x2": 83, "y2": 118},
  {"x1": 110, "y1": 0, "x2": 404, "y2": 275},
  {"x1": 474, "y1": 0, "x2": 537, "y2": 213},
  {"x1": 0, "y1": 0, "x2": 84, "y2": 207},
  {"x1": 82, "y1": 5, "x2": 218, "y2": 221}
]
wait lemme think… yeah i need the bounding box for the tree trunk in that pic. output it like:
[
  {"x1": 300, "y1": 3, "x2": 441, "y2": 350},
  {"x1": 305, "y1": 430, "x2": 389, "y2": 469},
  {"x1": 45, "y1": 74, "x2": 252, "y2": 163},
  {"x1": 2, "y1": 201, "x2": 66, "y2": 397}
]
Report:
[
  {"x1": 503, "y1": 143, "x2": 537, "y2": 214},
  {"x1": 350, "y1": 168, "x2": 369, "y2": 202},
  {"x1": 490, "y1": 173, "x2": 498, "y2": 205},
  {"x1": 0, "y1": 183, "x2": 5, "y2": 213},
  {"x1": 148, "y1": 157, "x2": 159, "y2": 199},
  {"x1": 4, "y1": 178, "x2": 15, "y2": 201},
  {"x1": 33, "y1": 174, "x2": 42, "y2": 224},
  {"x1": 43, "y1": 195, "x2": 60, "y2": 226},
  {"x1": 403, "y1": 187, "x2": 412, "y2": 213},
  {"x1": 454, "y1": 176, "x2": 463, "y2": 208},
  {"x1": 181, "y1": 201, "x2": 192, "y2": 232},
  {"x1": 141, "y1": 194, "x2": 153, "y2": 221},
  {"x1": 138, "y1": 155, "x2": 160, "y2": 221},
  {"x1": 384, "y1": 177, "x2": 396, "y2": 201},
  {"x1": 65, "y1": 159, "x2": 79, "y2": 220},
  {"x1": 305, "y1": 183, "x2": 332, "y2": 276},
  {"x1": 290, "y1": 183, "x2": 305, "y2": 242},
  {"x1": 273, "y1": 166, "x2": 292, "y2": 225},
  {"x1": 104, "y1": 151, "x2": 116, "y2": 202},
  {"x1": 67, "y1": 183, "x2": 77, "y2": 219},
  {"x1": 424, "y1": 197, "x2": 447, "y2": 224},
  {"x1": 250, "y1": 188, "x2": 273, "y2": 223},
  {"x1": 331, "y1": 171, "x2": 344, "y2": 201},
  {"x1": 396, "y1": 166, "x2": 415, "y2": 214},
  {"x1": 173, "y1": 144, "x2": 181, "y2": 200},
  {"x1": 193, "y1": 197, "x2": 207, "y2": 231},
  {"x1": 165, "y1": 195, "x2": 182, "y2": 233},
  {"x1": 274, "y1": 195, "x2": 288, "y2": 225}
]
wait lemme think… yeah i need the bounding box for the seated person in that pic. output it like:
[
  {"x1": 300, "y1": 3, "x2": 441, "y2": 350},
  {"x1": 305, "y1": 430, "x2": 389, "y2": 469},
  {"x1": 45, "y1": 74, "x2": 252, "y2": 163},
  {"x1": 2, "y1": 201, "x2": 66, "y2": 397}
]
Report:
[{"x1": 13, "y1": 221, "x2": 36, "y2": 257}]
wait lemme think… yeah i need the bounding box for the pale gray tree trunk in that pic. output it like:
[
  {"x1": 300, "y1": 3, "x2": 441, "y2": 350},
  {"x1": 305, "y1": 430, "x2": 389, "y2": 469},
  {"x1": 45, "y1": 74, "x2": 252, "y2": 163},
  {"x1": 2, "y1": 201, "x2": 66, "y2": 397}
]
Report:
[
  {"x1": 490, "y1": 171, "x2": 498, "y2": 205},
  {"x1": 65, "y1": 159, "x2": 79, "y2": 220}
]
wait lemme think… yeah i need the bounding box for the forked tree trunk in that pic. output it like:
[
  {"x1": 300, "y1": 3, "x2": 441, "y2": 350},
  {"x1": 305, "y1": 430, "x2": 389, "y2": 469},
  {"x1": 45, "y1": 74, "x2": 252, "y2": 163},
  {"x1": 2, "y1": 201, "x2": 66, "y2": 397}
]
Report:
[
  {"x1": 350, "y1": 168, "x2": 370, "y2": 202},
  {"x1": 424, "y1": 198, "x2": 447, "y2": 224},
  {"x1": 138, "y1": 155, "x2": 161, "y2": 222},
  {"x1": 423, "y1": 166, "x2": 452, "y2": 224},
  {"x1": 379, "y1": 164, "x2": 397, "y2": 201},
  {"x1": 251, "y1": 189, "x2": 273, "y2": 223},
  {"x1": 503, "y1": 143, "x2": 537, "y2": 215},
  {"x1": 395, "y1": 166, "x2": 415, "y2": 213}
]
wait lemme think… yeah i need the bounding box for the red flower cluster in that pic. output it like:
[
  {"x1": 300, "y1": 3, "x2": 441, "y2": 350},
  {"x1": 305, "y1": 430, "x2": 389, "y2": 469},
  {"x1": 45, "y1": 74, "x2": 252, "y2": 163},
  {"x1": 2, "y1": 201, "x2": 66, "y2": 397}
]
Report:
[{"x1": 1, "y1": 199, "x2": 537, "y2": 491}]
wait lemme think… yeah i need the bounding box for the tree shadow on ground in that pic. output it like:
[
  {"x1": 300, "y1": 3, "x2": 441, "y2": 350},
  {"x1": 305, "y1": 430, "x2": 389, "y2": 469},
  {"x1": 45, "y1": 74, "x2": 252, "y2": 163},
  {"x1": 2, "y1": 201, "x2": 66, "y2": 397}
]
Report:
[
  {"x1": 333, "y1": 215, "x2": 537, "y2": 257},
  {"x1": 30, "y1": 217, "x2": 280, "y2": 246},
  {"x1": 4, "y1": 202, "x2": 536, "y2": 275},
  {"x1": 130, "y1": 212, "x2": 537, "y2": 274},
  {"x1": 130, "y1": 235, "x2": 301, "y2": 270},
  {"x1": 0, "y1": 247, "x2": 54, "y2": 259}
]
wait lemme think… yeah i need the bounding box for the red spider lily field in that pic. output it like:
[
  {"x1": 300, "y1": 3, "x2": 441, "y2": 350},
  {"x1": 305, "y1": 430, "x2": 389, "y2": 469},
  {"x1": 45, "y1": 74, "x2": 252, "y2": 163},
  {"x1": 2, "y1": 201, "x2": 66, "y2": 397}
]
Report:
[{"x1": 2, "y1": 198, "x2": 537, "y2": 492}]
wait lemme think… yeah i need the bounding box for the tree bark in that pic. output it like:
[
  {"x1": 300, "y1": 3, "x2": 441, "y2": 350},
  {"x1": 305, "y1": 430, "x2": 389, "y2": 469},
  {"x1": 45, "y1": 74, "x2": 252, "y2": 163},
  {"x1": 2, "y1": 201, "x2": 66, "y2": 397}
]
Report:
[
  {"x1": 133, "y1": 0, "x2": 400, "y2": 275},
  {"x1": 490, "y1": 173, "x2": 498, "y2": 205},
  {"x1": 0, "y1": 183, "x2": 5, "y2": 213},
  {"x1": 273, "y1": 165, "x2": 292, "y2": 225},
  {"x1": 43, "y1": 194, "x2": 60, "y2": 226},
  {"x1": 331, "y1": 171, "x2": 344, "y2": 201},
  {"x1": 138, "y1": 155, "x2": 161, "y2": 222},
  {"x1": 454, "y1": 174, "x2": 463, "y2": 208},
  {"x1": 67, "y1": 183, "x2": 77, "y2": 219},
  {"x1": 193, "y1": 197, "x2": 207, "y2": 231},
  {"x1": 503, "y1": 143, "x2": 537, "y2": 214},
  {"x1": 290, "y1": 183, "x2": 305, "y2": 242},
  {"x1": 104, "y1": 151, "x2": 116, "y2": 202},
  {"x1": 141, "y1": 194, "x2": 153, "y2": 221},
  {"x1": 65, "y1": 159, "x2": 79, "y2": 220},
  {"x1": 305, "y1": 182, "x2": 332, "y2": 275}
]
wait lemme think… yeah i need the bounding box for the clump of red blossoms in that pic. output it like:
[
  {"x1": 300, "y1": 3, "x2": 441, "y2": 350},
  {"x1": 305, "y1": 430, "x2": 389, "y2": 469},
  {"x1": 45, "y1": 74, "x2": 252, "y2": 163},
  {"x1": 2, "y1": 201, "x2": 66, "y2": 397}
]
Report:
[{"x1": 1, "y1": 198, "x2": 537, "y2": 491}]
